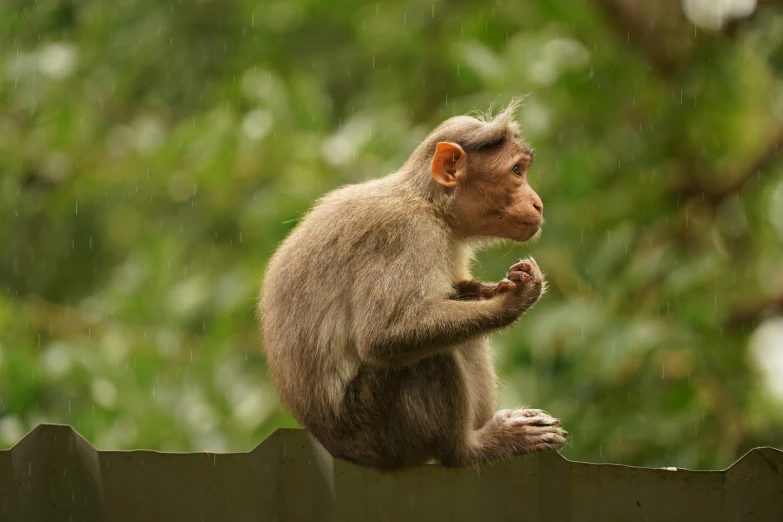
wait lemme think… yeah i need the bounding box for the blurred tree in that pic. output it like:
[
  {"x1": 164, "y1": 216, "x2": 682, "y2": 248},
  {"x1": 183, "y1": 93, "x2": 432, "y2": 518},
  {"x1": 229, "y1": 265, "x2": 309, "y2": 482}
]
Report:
[{"x1": 1, "y1": 0, "x2": 782, "y2": 469}]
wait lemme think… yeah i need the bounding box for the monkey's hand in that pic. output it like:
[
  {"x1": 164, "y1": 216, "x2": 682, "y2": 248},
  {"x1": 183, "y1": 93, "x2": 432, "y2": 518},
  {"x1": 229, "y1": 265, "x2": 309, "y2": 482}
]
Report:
[{"x1": 495, "y1": 258, "x2": 546, "y2": 321}]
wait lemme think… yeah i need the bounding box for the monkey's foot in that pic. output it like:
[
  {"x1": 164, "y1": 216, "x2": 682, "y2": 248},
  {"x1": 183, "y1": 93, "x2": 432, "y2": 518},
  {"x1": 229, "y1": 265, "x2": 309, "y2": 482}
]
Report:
[
  {"x1": 513, "y1": 408, "x2": 558, "y2": 420},
  {"x1": 440, "y1": 408, "x2": 567, "y2": 467},
  {"x1": 484, "y1": 408, "x2": 568, "y2": 453}
]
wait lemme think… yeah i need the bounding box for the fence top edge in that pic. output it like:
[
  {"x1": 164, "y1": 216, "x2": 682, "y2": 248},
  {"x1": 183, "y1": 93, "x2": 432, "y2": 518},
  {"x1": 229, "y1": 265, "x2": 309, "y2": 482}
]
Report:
[{"x1": 2, "y1": 424, "x2": 781, "y2": 475}]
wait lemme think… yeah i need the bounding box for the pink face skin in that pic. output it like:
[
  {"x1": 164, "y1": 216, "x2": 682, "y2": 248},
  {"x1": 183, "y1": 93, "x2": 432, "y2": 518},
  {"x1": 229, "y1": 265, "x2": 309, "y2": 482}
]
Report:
[{"x1": 431, "y1": 138, "x2": 544, "y2": 242}]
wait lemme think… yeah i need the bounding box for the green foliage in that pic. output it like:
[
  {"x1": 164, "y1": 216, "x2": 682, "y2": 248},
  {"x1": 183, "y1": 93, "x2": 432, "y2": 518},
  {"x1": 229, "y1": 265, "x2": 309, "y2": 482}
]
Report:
[{"x1": 1, "y1": 0, "x2": 782, "y2": 469}]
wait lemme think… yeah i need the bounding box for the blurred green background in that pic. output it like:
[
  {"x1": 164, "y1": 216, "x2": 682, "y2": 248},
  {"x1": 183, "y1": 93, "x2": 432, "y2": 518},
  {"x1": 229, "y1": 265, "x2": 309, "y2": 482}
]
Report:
[{"x1": 2, "y1": 0, "x2": 783, "y2": 470}]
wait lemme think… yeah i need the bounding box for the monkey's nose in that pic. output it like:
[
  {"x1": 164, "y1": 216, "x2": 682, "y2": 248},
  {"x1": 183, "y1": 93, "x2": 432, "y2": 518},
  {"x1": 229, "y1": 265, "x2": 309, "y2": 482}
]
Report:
[{"x1": 532, "y1": 198, "x2": 543, "y2": 215}]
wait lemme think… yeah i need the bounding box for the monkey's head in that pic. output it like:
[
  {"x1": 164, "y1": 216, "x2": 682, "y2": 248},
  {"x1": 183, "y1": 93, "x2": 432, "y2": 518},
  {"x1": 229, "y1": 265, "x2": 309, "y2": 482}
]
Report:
[{"x1": 428, "y1": 120, "x2": 543, "y2": 243}]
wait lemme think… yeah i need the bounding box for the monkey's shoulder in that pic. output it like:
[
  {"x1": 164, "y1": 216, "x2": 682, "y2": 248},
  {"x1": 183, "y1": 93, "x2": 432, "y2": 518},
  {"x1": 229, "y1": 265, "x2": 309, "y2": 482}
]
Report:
[
  {"x1": 322, "y1": 179, "x2": 426, "y2": 209},
  {"x1": 308, "y1": 180, "x2": 439, "y2": 234}
]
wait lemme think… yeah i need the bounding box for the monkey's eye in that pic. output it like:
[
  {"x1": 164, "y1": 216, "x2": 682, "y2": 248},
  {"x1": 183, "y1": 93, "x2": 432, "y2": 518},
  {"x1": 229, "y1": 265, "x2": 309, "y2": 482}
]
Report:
[{"x1": 511, "y1": 164, "x2": 522, "y2": 176}]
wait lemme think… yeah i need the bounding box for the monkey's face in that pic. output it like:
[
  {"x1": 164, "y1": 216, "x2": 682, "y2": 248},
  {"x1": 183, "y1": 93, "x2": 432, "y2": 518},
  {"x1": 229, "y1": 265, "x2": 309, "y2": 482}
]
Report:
[{"x1": 433, "y1": 139, "x2": 543, "y2": 242}]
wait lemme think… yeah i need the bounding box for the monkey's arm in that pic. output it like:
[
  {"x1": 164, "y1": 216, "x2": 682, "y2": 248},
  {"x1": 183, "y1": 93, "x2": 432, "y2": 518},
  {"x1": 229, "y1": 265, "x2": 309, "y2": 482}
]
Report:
[
  {"x1": 356, "y1": 297, "x2": 513, "y2": 366},
  {"x1": 355, "y1": 256, "x2": 543, "y2": 366},
  {"x1": 452, "y1": 280, "x2": 500, "y2": 301}
]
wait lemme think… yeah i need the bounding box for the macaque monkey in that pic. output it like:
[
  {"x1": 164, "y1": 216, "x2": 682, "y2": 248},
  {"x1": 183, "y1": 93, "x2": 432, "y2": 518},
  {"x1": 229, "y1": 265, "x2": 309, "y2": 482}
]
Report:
[{"x1": 259, "y1": 101, "x2": 566, "y2": 470}]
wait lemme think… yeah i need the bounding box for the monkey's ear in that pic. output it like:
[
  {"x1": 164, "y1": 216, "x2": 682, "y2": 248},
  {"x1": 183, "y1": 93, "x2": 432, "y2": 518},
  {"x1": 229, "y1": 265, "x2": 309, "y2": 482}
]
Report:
[{"x1": 431, "y1": 142, "x2": 467, "y2": 188}]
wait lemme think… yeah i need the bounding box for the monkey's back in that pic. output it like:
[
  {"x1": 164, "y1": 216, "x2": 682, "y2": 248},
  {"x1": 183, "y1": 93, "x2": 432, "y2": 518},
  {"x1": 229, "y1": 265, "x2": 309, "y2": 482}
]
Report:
[{"x1": 259, "y1": 176, "x2": 448, "y2": 430}]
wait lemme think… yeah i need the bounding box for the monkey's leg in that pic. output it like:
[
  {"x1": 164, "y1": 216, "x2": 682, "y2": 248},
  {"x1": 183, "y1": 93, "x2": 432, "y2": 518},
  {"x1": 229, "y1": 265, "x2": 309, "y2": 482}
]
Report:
[
  {"x1": 319, "y1": 354, "x2": 472, "y2": 470},
  {"x1": 454, "y1": 338, "x2": 496, "y2": 429},
  {"x1": 440, "y1": 408, "x2": 567, "y2": 467}
]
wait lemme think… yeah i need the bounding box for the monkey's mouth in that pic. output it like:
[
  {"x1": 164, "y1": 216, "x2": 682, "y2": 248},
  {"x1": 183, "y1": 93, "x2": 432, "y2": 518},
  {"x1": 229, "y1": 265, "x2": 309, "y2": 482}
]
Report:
[
  {"x1": 512, "y1": 221, "x2": 542, "y2": 242},
  {"x1": 518, "y1": 221, "x2": 542, "y2": 229}
]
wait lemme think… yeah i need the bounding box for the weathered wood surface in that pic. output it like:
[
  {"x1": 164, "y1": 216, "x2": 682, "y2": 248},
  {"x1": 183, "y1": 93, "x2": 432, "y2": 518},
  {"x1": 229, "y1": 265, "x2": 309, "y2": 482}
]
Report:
[{"x1": 1, "y1": 424, "x2": 781, "y2": 522}]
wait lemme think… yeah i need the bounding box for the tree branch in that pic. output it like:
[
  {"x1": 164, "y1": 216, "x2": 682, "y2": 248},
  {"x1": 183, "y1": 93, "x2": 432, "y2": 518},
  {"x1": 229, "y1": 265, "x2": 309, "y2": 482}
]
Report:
[
  {"x1": 727, "y1": 294, "x2": 783, "y2": 328},
  {"x1": 589, "y1": 0, "x2": 702, "y2": 76},
  {"x1": 672, "y1": 126, "x2": 783, "y2": 206},
  {"x1": 717, "y1": 127, "x2": 783, "y2": 197}
]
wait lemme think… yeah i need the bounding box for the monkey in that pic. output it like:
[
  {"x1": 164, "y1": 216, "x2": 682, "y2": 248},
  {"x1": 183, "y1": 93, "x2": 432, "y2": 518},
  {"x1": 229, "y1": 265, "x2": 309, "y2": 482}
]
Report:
[{"x1": 259, "y1": 100, "x2": 566, "y2": 470}]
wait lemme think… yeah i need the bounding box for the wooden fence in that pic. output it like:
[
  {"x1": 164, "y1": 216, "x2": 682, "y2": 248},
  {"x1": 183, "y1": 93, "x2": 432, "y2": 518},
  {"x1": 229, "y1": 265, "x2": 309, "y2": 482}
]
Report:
[{"x1": 1, "y1": 424, "x2": 781, "y2": 521}]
